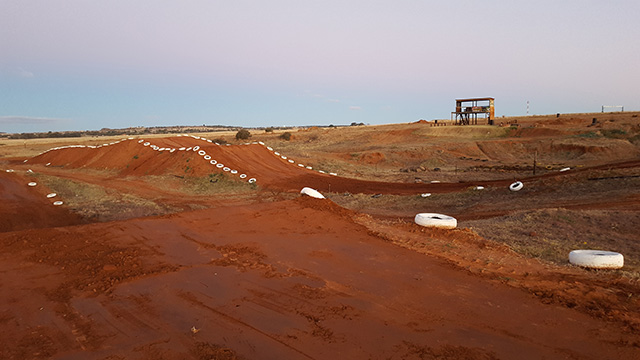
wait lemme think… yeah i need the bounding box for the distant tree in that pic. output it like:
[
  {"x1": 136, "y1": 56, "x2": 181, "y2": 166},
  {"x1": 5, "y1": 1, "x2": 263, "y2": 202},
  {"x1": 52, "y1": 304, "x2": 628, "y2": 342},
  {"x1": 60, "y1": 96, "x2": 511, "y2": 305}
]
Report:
[
  {"x1": 279, "y1": 132, "x2": 292, "y2": 141},
  {"x1": 265, "y1": 127, "x2": 274, "y2": 133},
  {"x1": 235, "y1": 129, "x2": 251, "y2": 140}
]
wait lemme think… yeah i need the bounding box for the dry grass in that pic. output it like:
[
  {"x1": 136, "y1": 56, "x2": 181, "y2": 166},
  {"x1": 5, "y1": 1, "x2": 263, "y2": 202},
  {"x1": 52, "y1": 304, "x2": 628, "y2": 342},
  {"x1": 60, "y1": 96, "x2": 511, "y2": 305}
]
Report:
[
  {"x1": 464, "y1": 208, "x2": 640, "y2": 277},
  {"x1": 142, "y1": 172, "x2": 258, "y2": 196},
  {"x1": 34, "y1": 174, "x2": 180, "y2": 222}
]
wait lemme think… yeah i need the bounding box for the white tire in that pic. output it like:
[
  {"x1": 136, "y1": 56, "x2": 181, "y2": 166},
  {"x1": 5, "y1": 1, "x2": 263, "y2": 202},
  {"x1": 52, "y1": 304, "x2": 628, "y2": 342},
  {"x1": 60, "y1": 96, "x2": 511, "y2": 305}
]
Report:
[
  {"x1": 216, "y1": 163, "x2": 224, "y2": 168},
  {"x1": 475, "y1": 186, "x2": 485, "y2": 190},
  {"x1": 28, "y1": 182, "x2": 37, "y2": 187},
  {"x1": 240, "y1": 174, "x2": 247, "y2": 179},
  {"x1": 210, "y1": 160, "x2": 217, "y2": 165},
  {"x1": 300, "y1": 187, "x2": 325, "y2": 199},
  {"x1": 47, "y1": 193, "x2": 57, "y2": 198},
  {"x1": 204, "y1": 155, "x2": 211, "y2": 160},
  {"x1": 560, "y1": 167, "x2": 571, "y2": 172},
  {"x1": 143, "y1": 142, "x2": 150, "y2": 146},
  {"x1": 509, "y1": 181, "x2": 523, "y2": 191},
  {"x1": 248, "y1": 178, "x2": 257, "y2": 183},
  {"x1": 193, "y1": 146, "x2": 200, "y2": 151},
  {"x1": 414, "y1": 213, "x2": 457, "y2": 229},
  {"x1": 569, "y1": 250, "x2": 624, "y2": 269},
  {"x1": 223, "y1": 167, "x2": 230, "y2": 172},
  {"x1": 138, "y1": 139, "x2": 144, "y2": 143},
  {"x1": 198, "y1": 150, "x2": 206, "y2": 156},
  {"x1": 288, "y1": 160, "x2": 294, "y2": 163},
  {"x1": 53, "y1": 201, "x2": 64, "y2": 206},
  {"x1": 230, "y1": 170, "x2": 238, "y2": 174},
  {"x1": 421, "y1": 193, "x2": 431, "y2": 197}
]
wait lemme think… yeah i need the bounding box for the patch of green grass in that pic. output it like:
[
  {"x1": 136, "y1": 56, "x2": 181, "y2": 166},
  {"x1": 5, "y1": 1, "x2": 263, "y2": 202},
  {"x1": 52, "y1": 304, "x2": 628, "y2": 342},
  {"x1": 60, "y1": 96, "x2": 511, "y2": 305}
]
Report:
[
  {"x1": 575, "y1": 131, "x2": 600, "y2": 138},
  {"x1": 601, "y1": 129, "x2": 627, "y2": 139}
]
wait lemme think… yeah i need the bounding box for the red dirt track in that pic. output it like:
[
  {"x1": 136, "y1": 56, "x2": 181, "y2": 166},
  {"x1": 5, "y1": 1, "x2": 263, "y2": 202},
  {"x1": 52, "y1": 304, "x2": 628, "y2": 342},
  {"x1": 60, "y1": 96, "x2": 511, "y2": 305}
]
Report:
[{"x1": 2, "y1": 135, "x2": 639, "y2": 359}]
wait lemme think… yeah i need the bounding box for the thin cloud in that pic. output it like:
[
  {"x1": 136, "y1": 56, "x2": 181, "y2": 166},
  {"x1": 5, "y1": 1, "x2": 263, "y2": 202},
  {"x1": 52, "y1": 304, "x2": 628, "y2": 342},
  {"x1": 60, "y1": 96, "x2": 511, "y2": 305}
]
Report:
[
  {"x1": 15, "y1": 67, "x2": 35, "y2": 78},
  {"x1": 349, "y1": 106, "x2": 362, "y2": 110},
  {"x1": 0, "y1": 116, "x2": 67, "y2": 124},
  {"x1": 327, "y1": 99, "x2": 341, "y2": 103}
]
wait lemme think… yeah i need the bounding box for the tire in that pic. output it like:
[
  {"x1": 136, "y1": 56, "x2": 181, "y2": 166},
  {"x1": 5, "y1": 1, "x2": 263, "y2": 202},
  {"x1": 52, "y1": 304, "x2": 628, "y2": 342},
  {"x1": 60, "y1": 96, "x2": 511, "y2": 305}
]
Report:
[
  {"x1": 300, "y1": 187, "x2": 325, "y2": 199},
  {"x1": 53, "y1": 201, "x2": 64, "y2": 206},
  {"x1": 414, "y1": 213, "x2": 457, "y2": 229},
  {"x1": 198, "y1": 150, "x2": 206, "y2": 156},
  {"x1": 28, "y1": 182, "x2": 37, "y2": 187},
  {"x1": 509, "y1": 181, "x2": 523, "y2": 191},
  {"x1": 47, "y1": 193, "x2": 57, "y2": 198},
  {"x1": 569, "y1": 250, "x2": 624, "y2": 269},
  {"x1": 204, "y1": 155, "x2": 211, "y2": 160}
]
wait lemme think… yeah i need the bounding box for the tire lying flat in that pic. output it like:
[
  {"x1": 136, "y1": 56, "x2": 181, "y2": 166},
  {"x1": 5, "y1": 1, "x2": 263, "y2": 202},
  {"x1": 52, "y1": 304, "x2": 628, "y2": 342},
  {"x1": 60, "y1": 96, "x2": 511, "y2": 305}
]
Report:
[
  {"x1": 569, "y1": 250, "x2": 624, "y2": 269},
  {"x1": 414, "y1": 213, "x2": 457, "y2": 229}
]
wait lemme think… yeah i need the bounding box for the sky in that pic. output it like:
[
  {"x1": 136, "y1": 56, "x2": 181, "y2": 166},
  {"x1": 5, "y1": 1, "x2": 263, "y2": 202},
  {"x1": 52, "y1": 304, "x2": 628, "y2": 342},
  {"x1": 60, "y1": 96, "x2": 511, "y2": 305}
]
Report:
[{"x1": 1, "y1": 0, "x2": 639, "y2": 133}]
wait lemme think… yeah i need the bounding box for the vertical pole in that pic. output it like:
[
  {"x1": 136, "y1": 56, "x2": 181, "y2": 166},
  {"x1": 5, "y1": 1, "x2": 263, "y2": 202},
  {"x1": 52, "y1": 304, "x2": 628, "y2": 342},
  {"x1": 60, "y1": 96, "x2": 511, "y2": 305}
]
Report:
[{"x1": 527, "y1": 101, "x2": 530, "y2": 116}]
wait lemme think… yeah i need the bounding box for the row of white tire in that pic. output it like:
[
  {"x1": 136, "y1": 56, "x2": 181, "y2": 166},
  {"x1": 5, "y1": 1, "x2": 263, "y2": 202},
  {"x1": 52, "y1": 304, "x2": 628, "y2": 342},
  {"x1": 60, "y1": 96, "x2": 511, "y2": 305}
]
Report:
[
  {"x1": 136, "y1": 139, "x2": 257, "y2": 183},
  {"x1": 175, "y1": 134, "x2": 339, "y2": 179},
  {"x1": 261, "y1": 142, "x2": 338, "y2": 176},
  {"x1": 21, "y1": 179, "x2": 63, "y2": 206},
  {"x1": 36, "y1": 137, "x2": 258, "y2": 184}
]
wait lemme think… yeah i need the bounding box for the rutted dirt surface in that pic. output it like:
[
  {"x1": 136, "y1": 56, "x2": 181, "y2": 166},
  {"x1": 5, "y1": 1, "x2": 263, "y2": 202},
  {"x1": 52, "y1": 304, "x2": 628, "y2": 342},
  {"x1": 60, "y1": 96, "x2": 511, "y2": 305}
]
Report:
[{"x1": 1, "y1": 116, "x2": 640, "y2": 359}]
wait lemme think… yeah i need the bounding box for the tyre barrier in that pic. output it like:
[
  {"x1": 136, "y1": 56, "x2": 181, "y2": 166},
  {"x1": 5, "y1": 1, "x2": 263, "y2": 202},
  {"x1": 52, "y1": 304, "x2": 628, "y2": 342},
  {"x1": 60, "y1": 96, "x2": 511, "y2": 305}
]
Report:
[
  {"x1": 300, "y1": 187, "x2": 325, "y2": 199},
  {"x1": 53, "y1": 201, "x2": 64, "y2": 206},
  {"x1": 37, "y1": 137, "x2": 261, "y2": 187},
  {"x1": 509, "y1": 181, "x2": 524, "y2": 191},
  {"x1": 560, "y1": 167, "x2": 571, "y2": 172},
  {"x1": 47, "y1": 193, "x2": 57, "y2": 198},
  {"x1": 569, "y1": 250, "x2": 624, "y2": 269},
  {"x1": 475, "y1": 186, "x2": 485, "y2": 190},
  {"x1": 28, "y1": 182, "x2": 37, "y2": 187},
  {"x1": 414, "y1": 213, "x2": 457, "y2": 229},
  {"x1": 421, "y1": 193, "x2": 431, "y2": 197}
]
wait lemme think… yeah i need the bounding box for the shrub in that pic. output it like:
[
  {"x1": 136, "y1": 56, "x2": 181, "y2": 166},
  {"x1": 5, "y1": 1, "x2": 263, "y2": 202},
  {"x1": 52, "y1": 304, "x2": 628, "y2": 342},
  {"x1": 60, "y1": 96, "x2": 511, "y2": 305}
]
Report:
[
  {"x1": 235, "y1": 129, "x2": 251, "y2": 140},
  {"x1": 265, "y1": 127, "x2": 274, "y2": 133},
  {"x1": 279, "y1": 132, "x2": 292, "y2": 141}
]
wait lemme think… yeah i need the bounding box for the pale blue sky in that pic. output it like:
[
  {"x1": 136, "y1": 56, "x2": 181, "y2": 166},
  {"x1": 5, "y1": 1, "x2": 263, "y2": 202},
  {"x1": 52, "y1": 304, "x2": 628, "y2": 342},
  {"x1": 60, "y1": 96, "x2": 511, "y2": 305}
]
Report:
[{"x1": 1, "y1": 0, "x2": 639, "y2": 133}]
